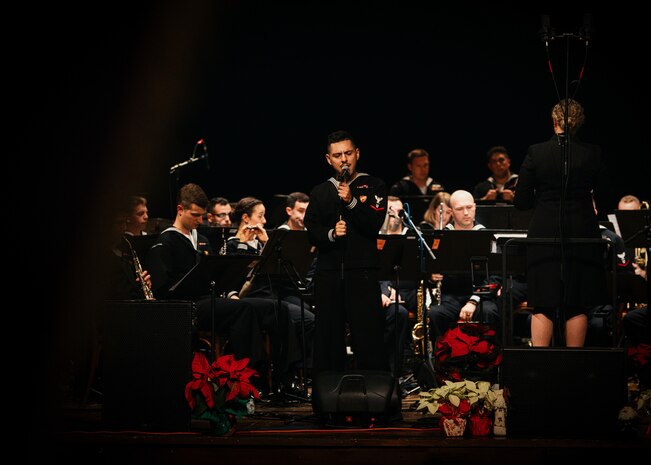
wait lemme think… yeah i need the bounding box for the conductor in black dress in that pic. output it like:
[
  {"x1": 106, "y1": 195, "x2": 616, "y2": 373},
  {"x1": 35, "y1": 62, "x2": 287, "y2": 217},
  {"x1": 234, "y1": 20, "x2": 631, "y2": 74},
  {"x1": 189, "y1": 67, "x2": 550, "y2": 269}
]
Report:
[
  {"x1": 304, "y1": 130, "x2": 389, "y2": 373},
  {"x1": 514, "y1": 99, "x2": 608, "y2": 347}
]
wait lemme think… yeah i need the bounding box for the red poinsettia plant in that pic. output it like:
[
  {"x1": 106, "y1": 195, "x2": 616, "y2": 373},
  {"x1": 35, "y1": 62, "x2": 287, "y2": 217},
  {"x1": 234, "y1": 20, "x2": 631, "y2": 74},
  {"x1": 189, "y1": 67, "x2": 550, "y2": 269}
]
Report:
[
  {"x1": 435, "y1": 323, "x2": 502, "y2": 382},
  {"x1": 628, "y1": 343, "x2": 651, "y2": 368},
  {"x1": 185, "y1": 352, "x2": 260, "y2": 435}
]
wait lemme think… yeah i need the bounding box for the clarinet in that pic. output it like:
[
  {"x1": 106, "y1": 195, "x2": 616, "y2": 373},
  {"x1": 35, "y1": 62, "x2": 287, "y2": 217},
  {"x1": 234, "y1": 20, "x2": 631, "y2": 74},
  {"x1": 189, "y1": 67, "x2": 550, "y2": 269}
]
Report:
[{"x1": 123, "y1": 236, "x2": 155, "y2": 300}]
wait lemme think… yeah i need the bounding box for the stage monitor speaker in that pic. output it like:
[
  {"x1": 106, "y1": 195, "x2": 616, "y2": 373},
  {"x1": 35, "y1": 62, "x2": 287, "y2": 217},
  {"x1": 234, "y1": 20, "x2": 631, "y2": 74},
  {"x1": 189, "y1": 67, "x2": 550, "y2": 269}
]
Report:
[
  {"x1": 312, "y1": 370, "x2": 402, "y2": 426},
  {"x1": 102, "y1": 300, "x2": 193, "y2": 431},
  {"x1": 499, "y1": 347, "x2": 627, "y2": 437}
]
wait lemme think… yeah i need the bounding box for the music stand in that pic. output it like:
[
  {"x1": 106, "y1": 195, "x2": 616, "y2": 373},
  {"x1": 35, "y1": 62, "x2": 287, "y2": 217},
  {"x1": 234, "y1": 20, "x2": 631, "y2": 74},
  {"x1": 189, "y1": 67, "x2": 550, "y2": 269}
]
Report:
[
  {"x1": 421, "y1": 230, "x2": 499, "y2": 350},
  {"x1": 168, "y1": 255, "x2": 260, "y2": 361},
  {"x1": 255, "y1": 230, "x2": 316, "y2": 281},
  {"x1": 509, "y1": 208, "x2": 534, "y2": 230},
  {"x1": 377, "y1": 235, "x2": 423, "y2": 380},
  {"x1": 615, "y1": 210, "x2": 650, "y2": 248},
  {"x1": 475, "y1": 205, "x2": 512, "y2": 230},
  {"x1": 265, "y1": 194, "x2": 290, "y2": 229},
  {"x1": 254, "y1": 229, "x2": 316, "y2": 400},
  {"x1": 423, "y1": 230, "x2": 494, "y2": 274}
]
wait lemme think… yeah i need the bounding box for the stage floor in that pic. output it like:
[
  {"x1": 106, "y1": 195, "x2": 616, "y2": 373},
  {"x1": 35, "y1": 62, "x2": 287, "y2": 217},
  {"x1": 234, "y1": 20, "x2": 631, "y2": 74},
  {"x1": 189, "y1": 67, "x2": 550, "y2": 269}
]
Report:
[{"x1": 51, "y1": 391, "x2": 650, "y2": 465}]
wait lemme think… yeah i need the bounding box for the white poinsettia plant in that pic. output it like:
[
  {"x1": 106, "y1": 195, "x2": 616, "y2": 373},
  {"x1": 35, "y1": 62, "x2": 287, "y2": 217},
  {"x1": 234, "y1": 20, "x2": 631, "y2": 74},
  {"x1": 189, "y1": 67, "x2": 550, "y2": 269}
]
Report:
[
  {"x1": 637, "y1": 389, "x2": 651, "y2": 416},
  {"x1": 417, "y1": 379, "x2": 500, "y2": 417}
]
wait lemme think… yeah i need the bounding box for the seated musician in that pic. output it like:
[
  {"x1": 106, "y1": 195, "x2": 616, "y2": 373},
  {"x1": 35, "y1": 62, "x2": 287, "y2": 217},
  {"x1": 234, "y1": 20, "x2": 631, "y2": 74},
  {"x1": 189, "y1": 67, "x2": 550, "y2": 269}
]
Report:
[
  {"x1": 226, "y1": 196, "x2": 312, "y2": 392},
  {"x1": 147, "y1": 184, "x2": 281, "y2": 381},
  {"x1": 427, "y1": 190, "x2": 501, "y2": 339}
]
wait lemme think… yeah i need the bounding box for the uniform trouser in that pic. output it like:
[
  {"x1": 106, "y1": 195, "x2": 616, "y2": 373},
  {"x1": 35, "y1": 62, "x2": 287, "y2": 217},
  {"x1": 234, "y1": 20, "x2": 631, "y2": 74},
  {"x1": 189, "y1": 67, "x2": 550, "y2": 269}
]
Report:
[
  {"x1": 428, "y1": 293, "x2": 500, "y2": 341},
  {"x1": 313, "y1": 269, "x2": 389, "y2": 373}
]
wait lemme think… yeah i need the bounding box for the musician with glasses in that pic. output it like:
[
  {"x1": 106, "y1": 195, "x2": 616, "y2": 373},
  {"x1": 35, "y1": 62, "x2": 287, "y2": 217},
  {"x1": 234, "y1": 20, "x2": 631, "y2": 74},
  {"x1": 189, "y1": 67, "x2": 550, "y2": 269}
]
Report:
[
  {"x1": 304, "y1": 130, "x2": 389, "y2": 374},
  {"x1": 205, "y1": 197, "x2": 232, "y2": 227}
]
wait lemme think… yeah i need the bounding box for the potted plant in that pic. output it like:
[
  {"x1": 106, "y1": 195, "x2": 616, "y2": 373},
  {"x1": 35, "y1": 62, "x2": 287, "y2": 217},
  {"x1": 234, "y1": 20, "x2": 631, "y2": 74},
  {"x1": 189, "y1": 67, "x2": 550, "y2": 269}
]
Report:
[
  {"x1": 185, "y1": 352, "x2": 260, "y2": 435},
  {"x1": 434, "y1": 323, "x2": 502, "y2": 383},
  {"x1": 418, "y1": 379, "x2": 503, "y2": 437}
]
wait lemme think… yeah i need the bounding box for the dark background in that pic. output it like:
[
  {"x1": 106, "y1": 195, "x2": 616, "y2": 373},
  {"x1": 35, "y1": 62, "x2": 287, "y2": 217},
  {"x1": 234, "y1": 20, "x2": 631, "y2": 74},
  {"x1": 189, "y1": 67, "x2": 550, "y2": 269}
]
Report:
[
  {"x1": 48, "y1": 3, "x2": 649, "y2": 220},
  {"x1": 39, "y1": 2, "x2": 648, "y2": 432}
]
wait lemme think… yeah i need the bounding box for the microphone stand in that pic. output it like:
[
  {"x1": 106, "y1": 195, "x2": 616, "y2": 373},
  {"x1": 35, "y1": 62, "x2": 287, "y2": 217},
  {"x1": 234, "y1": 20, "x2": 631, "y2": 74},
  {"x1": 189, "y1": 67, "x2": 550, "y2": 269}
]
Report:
[
  {"x1": 168, "y1": 140, "x2": 209, "y2": 215},
  {"x1": 169, "y1": 152, "x2": 209, "y2": 175},
  {"x1": 541, "y1": 15, "x2": 591, "y2": 346},
  {"x1": 401, "y1": 203, "x2": 437, "y2": 388}
]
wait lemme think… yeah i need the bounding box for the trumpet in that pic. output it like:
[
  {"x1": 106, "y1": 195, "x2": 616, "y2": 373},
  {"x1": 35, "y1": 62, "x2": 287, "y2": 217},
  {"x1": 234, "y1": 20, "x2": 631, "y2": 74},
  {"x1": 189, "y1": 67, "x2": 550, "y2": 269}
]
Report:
[{"x1": 123, "y1": 236, "x2": 155, "y2": 300}]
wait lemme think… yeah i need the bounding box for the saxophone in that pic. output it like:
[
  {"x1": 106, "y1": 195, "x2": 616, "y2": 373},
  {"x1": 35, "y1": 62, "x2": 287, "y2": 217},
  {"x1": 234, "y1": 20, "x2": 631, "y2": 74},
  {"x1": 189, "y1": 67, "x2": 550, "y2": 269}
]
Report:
[
  {"x1": 123, "y1": 236, "x2": 155, "y2": 300},
  {"x1": 411, "y1": 280, "x2": 426, "y2": 356},
  {"x1": 634, "y1": 200, "x2": 649, "y2": 270}
]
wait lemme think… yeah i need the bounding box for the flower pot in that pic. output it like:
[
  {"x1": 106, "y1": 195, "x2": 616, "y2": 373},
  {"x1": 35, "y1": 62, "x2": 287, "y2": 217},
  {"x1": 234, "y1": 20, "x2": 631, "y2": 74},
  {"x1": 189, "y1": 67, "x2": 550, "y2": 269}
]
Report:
[
  {"x1": 441, "y1": 417, "x2": 467, "y2": 437},
  {"x1": 469, "y1": 413, "x2": 492, "y2": 436},
  {"x1": 209, "y1": 412, "x2": 237, "y2": 436}
]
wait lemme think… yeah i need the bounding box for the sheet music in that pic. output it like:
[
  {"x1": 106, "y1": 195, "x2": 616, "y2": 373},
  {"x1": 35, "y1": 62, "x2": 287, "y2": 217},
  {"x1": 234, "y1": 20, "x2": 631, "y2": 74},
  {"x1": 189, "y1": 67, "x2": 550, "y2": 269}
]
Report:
[
  {"x1": 491, "y1": 232, "x2": 527, "y2": 253},
  {"x1": 607, "y1": 213, "x2": 621, "y2": 237}
]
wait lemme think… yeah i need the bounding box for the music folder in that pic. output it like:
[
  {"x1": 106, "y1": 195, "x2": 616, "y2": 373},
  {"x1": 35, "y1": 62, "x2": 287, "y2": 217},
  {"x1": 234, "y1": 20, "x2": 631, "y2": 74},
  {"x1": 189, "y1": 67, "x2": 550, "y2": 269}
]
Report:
[{"x1": 167, "y1": 255, "x2": 260, "y2": 299}]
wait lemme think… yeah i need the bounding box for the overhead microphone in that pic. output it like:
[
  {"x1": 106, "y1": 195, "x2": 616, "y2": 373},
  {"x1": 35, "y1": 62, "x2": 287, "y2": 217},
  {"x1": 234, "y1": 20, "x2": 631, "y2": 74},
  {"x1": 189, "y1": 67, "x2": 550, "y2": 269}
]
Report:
[
  {"x1": 580, "y1": 13, "x2": 593, "y2": 42},
  {"x1": 539, "y1": 14, "x2": 552, "y2": 44}
]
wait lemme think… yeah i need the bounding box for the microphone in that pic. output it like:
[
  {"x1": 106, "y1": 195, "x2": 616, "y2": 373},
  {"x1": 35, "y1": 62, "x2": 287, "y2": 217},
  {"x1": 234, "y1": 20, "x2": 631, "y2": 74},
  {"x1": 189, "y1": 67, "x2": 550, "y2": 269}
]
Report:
[
  {"x1": 338, "y1": 165, "x2": 350, "y2": 183},
  {"x1": 197, "y1": 139, "x2": 210, "y2": 171},
  {"x1": 539, "y1": 14, "x2": 552, "y2": 43},
  {"x1": 438, "y1": 204, "x2": 444, "y2": 230},
  {"x1": 580, "y1": 13, "x2": 593, "y2": 42}
]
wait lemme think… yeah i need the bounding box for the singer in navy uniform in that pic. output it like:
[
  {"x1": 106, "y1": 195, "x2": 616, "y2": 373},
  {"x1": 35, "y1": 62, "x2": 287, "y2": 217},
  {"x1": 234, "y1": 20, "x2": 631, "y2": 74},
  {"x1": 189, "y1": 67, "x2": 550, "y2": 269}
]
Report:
[
  {"x1": 304, "y1": 130, "x2": 389, "y2": 373},
  {"x1": 514, "y1": 99, "x2": 609, "y2": 347}
]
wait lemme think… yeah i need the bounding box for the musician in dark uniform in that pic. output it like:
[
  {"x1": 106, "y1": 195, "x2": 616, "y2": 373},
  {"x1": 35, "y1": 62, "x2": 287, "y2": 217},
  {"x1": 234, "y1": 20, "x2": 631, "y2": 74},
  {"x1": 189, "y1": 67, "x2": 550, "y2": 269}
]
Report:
[
  {"x1": 304, "y1": 130, "x2": 389, "y2": 373},
  {"x1": 514, "y1": 99, "x2": 608, "y2": 347},
  {"x1": 389, "y1": 148, "x2": 445, "y2": 198},
  {"x1": 473, "y1": 146, "x2": 519, "y2": 204},
  {"x1": 147, "y1": 183, "x2": 274, "y2": 371}
]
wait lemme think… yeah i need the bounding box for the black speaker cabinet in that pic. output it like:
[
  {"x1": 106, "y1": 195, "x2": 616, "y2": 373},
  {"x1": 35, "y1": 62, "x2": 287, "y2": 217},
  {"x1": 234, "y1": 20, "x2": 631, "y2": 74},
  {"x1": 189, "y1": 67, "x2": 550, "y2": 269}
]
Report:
[
  {"x1": 499, "y1": 347, "x2": 627, "y2": 436},
  {"x1": 312, "y1": 371, "x2": 402, "y2": 426},
  {"x1": 102, "y1": 300, "x2": 193, "y2": 431}
]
